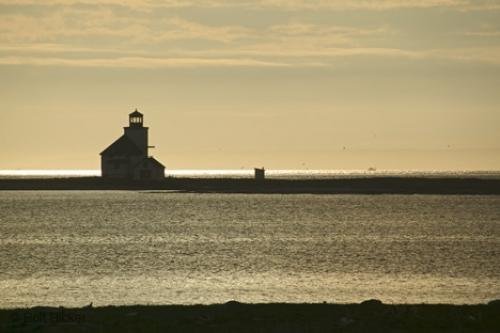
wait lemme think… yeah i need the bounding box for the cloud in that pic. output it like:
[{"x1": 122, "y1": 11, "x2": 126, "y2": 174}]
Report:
[
  {"x1": 425, "y1": 47, "x2": 500, "y2": 65},
  {"x1": 0, "y1": 44, "x2": 125, "y2": 55},
  {"x1": 253, "y1": 0, "x2": 465, "y2": 10},
  {"x1": 0, "y1": 0, "x2": 495, "y2": 11},
  {"x1": 154, "y1": 17, "x2": 253, "y2": 43},
  {"x1": 2, "y1": 8, "x2": 387, "y2": 46},
  {"x1": 0, "y1": 8, "x2": 252, "y2": 44},
  {"x1": 0, "y1": 56, "x2": 293, "y2": 68},
  {"x1": 464, "y1": 31, "x2": 500, "y2": 37},
  {"x1": 0, "y1": 8, "x2": 136, "y2": 43},
  {"x1": 1, "y1": 1, "x2": 499, "y2": 68},
  {"x1": 3, "y1": 45, "x2": 500, "y2": 69}
]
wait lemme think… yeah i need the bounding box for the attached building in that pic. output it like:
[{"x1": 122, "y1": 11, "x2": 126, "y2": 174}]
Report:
[{"x1": 100, "y1": 110, "x2": 165, "y2": 180}]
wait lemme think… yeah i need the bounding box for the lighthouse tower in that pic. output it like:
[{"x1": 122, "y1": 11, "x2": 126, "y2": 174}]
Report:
[{"x1": 124, "y1": 109, "x2": 148, "y2": 156}]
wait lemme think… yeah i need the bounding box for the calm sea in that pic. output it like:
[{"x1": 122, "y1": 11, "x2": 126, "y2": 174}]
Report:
[{"x1": 0, "y1": 190, "x2": 499, "y2": 308}]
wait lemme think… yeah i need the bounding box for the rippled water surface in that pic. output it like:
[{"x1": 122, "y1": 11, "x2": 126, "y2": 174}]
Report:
[{"x1": 0, "y1": 191, "x2": 499, "y2": 307}]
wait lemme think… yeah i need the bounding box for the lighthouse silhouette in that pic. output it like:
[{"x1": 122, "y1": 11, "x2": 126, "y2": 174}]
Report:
[{"x1": 100, "y1": 109, "x2": 165, "y2": 180}]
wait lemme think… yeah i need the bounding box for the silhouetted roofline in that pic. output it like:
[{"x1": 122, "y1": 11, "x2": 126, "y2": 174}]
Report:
[
  {"x1": 100, "y1": 135, "x2": 143, "y2": 156},
  {"x1": 132, "y1": 156, "x2": 166, "y2": 169},
  {"x1": 129, "y1": 109, "x2": 143, "y2": 117},
  {"x1": 147, "y1": 157, "x2": 166, "y2": 169}
]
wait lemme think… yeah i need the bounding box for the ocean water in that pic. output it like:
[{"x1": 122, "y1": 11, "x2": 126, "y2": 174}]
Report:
[{"x1": 0, "y1": 191, "x2": 499, "y2": 308}]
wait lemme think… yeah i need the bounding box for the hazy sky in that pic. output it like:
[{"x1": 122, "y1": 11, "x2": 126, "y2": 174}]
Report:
[{"x1": 2, "y1": 0, "x2": 500, "y2": 170}]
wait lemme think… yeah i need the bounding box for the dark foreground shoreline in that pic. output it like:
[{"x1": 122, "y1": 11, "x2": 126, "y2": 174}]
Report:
[
  {"x1": 1, "y1": 301, "x2": 499, "y2": 332},
  {"x1": 1, "y1": 176, "x2": 500, "y2": 194}
]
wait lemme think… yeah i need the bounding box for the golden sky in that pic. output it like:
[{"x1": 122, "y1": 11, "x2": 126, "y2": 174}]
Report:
[{"x1": 1, "y1": 0, "x2": 500, "y2": 170}]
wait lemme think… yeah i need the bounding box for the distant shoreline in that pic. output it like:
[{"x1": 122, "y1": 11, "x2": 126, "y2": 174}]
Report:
[
  {"x1": 1, "y1": 176, "x2": 500, "y2": 194},
  {"x1": 1, "y1": 300, "x2": 499, "y2": 332}
]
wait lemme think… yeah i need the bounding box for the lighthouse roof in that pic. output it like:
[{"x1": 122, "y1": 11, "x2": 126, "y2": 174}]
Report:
[
  {"x1": 129, "y1": 109, "x2": 143, "y2": 117},
  {"x1": 132, "y1": 156, "x2": 166, "y2": 170},
  {"x1": 100, "y1": 134, "x2": 143, "y2": 156}
]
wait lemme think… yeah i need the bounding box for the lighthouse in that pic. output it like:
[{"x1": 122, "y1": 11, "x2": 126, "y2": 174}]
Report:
[{"x1": 100, "y1": 109, "x2": 165, "y2": 180}]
